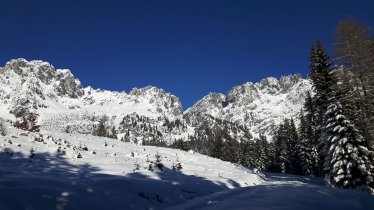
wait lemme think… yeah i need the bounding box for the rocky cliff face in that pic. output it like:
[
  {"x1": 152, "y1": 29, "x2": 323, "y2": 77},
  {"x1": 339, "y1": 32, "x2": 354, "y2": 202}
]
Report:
[
  {"x1": 0, "y1": 58, "x2": 311, "y2": 142},
  {"x1": 0, "y1": 59, "x2": 185, "y2": 144},
  {"x1": 0, "y1": 59, "x2": 84, "y2": 118},
  {"x1": 185, "y1": 74, "x2": 311, "y2": 139},
  {"x1": 129, "y1": 86, "x2": 183, "y2": 117}
]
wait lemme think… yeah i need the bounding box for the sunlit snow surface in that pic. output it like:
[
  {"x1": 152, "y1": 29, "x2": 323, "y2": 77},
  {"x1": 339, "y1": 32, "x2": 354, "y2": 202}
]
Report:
[
  {"x1": 1, "y1": 59, "x2": 373, "y2": 209},
  {"x1": 0, "y1": 126, "x2": 263, "y2": 210},
  {"x1": 1, "y1": 127, "x2": 374, "y2": 210}
]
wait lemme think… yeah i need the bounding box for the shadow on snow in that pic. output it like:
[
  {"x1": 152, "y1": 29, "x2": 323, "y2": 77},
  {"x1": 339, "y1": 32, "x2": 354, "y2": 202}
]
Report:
[{"x1": 0, "y1": 149, "x2": 230, "y2": 210}]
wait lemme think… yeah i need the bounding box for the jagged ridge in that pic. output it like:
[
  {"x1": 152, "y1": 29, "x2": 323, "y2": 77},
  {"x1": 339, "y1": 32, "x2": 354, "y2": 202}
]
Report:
[{"x1": 0, "y1": 58, "x2": 311, "y2": 142}]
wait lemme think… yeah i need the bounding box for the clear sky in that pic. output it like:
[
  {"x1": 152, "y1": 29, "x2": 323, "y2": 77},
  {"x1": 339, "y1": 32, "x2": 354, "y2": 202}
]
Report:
[{"x1": 0, "y1": 0, "x2": 373, "y2": 109}]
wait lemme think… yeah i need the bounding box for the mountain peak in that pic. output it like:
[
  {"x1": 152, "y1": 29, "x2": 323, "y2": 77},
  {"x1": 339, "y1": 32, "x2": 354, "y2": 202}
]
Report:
[
  {"x1": 1, "y1": 58, "x2": 311, "y2": 141},
  {"x1": 255, "y1": 74, "x2": 303, "y2": 94},
  {"x1": 2, "y1": 58, "x2": 84, "y2": 98},
  {"x1": 185, "y1": 74, "x2": 311, "y2": 139},
  {"x1": 130, "y1": 86, "x2": 183, "y2": 117}
]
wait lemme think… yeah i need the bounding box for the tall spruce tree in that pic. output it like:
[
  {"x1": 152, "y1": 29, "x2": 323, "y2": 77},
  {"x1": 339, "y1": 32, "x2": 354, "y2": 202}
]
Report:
[
  {"x1": 288, "y1": 119, "x2": 302, "y2": 175},
  {"x1": 272, "y1": 119, "x2": 300, "y2": 174},
  {"x1": 253, "y1": 134, "x2": 269, "y2": 170},
  {"x1": 211, "y1": 130, "x2": 226, "y2": 159},
  {"x1": 223, "y1": 137, "x2": 241, "y2": 163},
  {"x1": 304, "y1": 91, "x2": 317, "y2": 141},
  {"x1": 321, "y1": 102, "x2": 374, "y2": 192},
  {"x1": 240, "y1": 140, "x2": 256, "y2": 168},
  {"x1": 302, "y1": 91, "x2": 321, "y2": 175},
  {"x1": 308, "y1": 40, "x2": 336, "y2": 176},
  {"x1": 309, "y1": 40, "x2": 335, "y2": 123},
  {"x1": 94, "y1": 117, "x2": 108, "y2": 137},
  {"x1": 297, "y1": 110, "x2": 316, "y2": 176},
  {"x1": 273, "y1": 123, "x2": 288, "y2": 173}
]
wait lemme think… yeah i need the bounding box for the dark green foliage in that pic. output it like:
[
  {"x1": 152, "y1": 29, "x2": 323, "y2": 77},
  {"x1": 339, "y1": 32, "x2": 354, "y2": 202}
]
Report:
[
  {"x1": 240, "y1": 140, "x2": 256, "y2": 168},
  {"x1": 298, "y1": 110, "x2": 318, "y2": 176},
  {"x1": 94, "y1": 116, "x2": 109, "y2": 137},
  {"x1": 272, "y1": 119, "x2": 301, "y2": 174},
  {"x1": 172, "y1": 157, "x2": 183, "y2": 171},
  {"x1": 170, "y1": 139, "x2": 190, "y2": 151},
  {"x1": 169, "y1": 117, "x2": 262, "y2": 170},
  {"x1": 172, "y1": 162, "x2": 183, "y2": 171},
  {"x1": 154, "y1": 152, "x2": 164, "y2": 171},
  {"x1": 309, "y1": 40, "x2": 336, "y2": 123},
  {"x1": 253, "y1": 134, "x2": 270, "y2": 170},
  {"x1": 142, "y1": 136, "x2": 168, "y2": 147},
  {"x1": 133, "y1": 163, "x2": 140, "y2": 172},
  {"x1": 305, "y1": 40, "x2": 337, "y2": 176},
  {"x1": 321, "y1": 103, "x2": 373, "y2": 191},
  {"x1": 0, "y1": 119, "x2": 6, "y2": 136},
  {"x1": 222, "y1": 137, "x2": 241, "y2": 163},
  {"x1": 211, "y1": 135, "x2": 225, "y2": 159}
]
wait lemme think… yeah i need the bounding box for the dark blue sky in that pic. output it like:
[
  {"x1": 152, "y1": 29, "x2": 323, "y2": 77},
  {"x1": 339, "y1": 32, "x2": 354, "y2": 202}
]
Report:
[{"x1": 1, "y1": 0, "x2": 373, "y2": 108}]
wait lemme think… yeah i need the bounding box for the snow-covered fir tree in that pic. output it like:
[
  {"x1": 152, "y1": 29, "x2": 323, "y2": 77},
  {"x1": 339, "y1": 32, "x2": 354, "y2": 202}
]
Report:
[
  {"x1": 297, "y1": 110, "x2": 316, "y2": 176},
  {"x1": 253, "y1": 134, "x2": 269, "y2": 171},
  {"x1": 321, "y1": 102, "x2": 374, "y2": 192},
  {"x1": 272, "y1": 119, "x2": 300, "y2": 174},
  {"x1": 308, "y1": 40, "x2": 336, "y2": 176},
  {"x1": 309, "y1": 41, "x2": 335, "y2": 123}
]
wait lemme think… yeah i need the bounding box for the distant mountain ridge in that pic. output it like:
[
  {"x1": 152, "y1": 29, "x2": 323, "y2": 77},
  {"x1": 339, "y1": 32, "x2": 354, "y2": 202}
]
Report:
[
  {"x1": 185, "y1": 74, "x2": 311, "y2": 138},
  {"x1": 0, "y1": 58, "x2": 311, "y2": 142}
]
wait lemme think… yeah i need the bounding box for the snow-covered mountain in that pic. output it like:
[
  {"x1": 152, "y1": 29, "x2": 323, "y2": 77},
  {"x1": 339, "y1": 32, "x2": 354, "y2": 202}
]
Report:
[
  {"x1": 0, "y1": 58, "x2": 311, "y2": 142},
  {"x1": 185, "y1": 74, "x2": 311, "y2": 139},
  {"x1": 1, "y1": 59, "x2": 374, "y2": 210},
  {"x1": 0, "y1": 58, "x2": 187, "y2": 143}
]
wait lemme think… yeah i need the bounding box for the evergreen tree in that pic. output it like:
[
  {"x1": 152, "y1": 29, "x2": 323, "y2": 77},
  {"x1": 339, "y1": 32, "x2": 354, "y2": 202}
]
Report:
[
  {"x1": 223, "y1": 137, "x2": 241, "y2": 163},
  {"x1": 298, "y1": 110, "x2": 317, "y2": 176},
  {"x1": 266, "y1": 141, "x2": 277, "y2": 172},
  {"x1": 253, "y1": 134, "x2": 269, "y2": 170},
  {"x1": 321, "y1": 102, "x2": 374, "y2": 192},
  {"x1": 95, "y1": 119, "x2": 107, "y2": 137},
  {"x1": 240, "y1": 140, "x2": 256, "y2": 168},
  {"x1": 212, "y1": 135, "x2": 225, "y2": 159},
  {"x1": 288, "y1": 119, "x2": 302, "y2": 175},
  {"x1": 0, "y1": 119, "x2": 6, "y2": 136},
  {"x1": 271, "y1": 119, "x2": 302, "y2": 174},
  {"x1": 302, "y1": 91, "x2": 321, "y2": 175},
  {"x1": 308, "y1": 40, "x2": 336, "y2": 176},
  {"x1": 309, "y1": 40, "x2": 335, "y2": 123},
  {"x1": 273, "y1": 122, "x2": 290, "y2": 173},
  {"x1": 303, "y1": 91, "x2": 317, "y2": 141}
]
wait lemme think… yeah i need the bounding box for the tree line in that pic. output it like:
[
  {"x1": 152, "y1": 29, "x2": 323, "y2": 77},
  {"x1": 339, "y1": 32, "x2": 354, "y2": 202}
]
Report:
[
  {"x1": 171, "y1": 18, "x2": 374, "y2": 193},
  {"x1": 84, "y1": 18, "x2": 374, "y2": 193}
]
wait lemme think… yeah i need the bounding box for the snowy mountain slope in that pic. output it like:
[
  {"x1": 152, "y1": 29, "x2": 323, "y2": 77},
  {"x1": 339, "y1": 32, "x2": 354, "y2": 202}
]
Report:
[
  {"x1": 0, "y1": 59, "x2": 182, "y2": 120},
  {"x1": 185, "y1": 74, "x2": 312, "y2": 139},
  {"x1": 0, "y1": 59, "x2": 186, "y2": 143},
  {"x1": 0, "y1": 125, "x2": 263, "y2": 210},
  {"x1": 0, "y1": 58, "x2": 311, "y2": 142},
  {"x1": 2, "y1": 125, "x2": 373, "y2": 210},
  {"x1": 1, "y1": 59, "x2": 373, "y2": 210}
]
